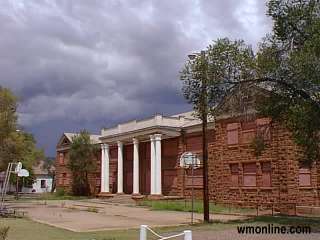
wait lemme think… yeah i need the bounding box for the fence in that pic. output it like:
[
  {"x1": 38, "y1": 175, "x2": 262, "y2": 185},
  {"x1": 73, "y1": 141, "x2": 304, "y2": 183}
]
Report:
[{"x1": 140, "y1": 225, "x2": 192, "y2": 240}]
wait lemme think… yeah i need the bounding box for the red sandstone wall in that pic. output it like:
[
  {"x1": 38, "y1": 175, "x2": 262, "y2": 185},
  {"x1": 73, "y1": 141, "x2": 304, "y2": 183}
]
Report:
[
  {"x1": 209, "y1": 116, "x2": 320, "y2": 209},
  {"x1": 175, "y1": 129, "x2": 215, "y2": 199},
  {"x1": 55, "y1": 149, "x2": 101, "y2": 195}
]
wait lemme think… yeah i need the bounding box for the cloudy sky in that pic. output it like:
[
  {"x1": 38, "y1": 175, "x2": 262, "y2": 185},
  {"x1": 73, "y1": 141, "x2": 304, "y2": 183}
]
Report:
[{"x1": 0, "y1": 0, "x2": 272, "y2": 156}]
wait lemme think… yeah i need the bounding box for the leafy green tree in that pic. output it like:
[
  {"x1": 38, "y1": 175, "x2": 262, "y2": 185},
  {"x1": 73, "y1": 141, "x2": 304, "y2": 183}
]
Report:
[
  {"x1": 68, "y1": 130, "x2": 98, "y2": 196},
  {"x1": 256, "y1": 0, "x2": 320, "y2": 163},
  {"x1": 0, "y1": 86, "x2": 17, "y2": 149},
  {"x1": 42, "y1": 157, "x2": 56, "y2": 193},
  {"x1": 181, "y1": 0, "x2": 320, "y2": 164},
  {"x1": 181, "y1": 38, "x2": 256, "y2": 116},
  {"x1": 181, "y1": 39, "x2": 256, "y2": 222},
  {"x1": 0, "y1": 87, "x2": 43, "y2": 172}
]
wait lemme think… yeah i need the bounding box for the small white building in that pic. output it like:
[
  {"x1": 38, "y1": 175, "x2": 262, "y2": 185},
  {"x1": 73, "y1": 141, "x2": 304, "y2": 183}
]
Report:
[
  {"x1": 20, "y1": 161, "x2": 55, "y2": 193},
  {"x1": 31, "y1": 161, "x2": 54, "y2": 193},
  {"x1": 0, "y1": 161, "x2": 54, "y2": 194}
]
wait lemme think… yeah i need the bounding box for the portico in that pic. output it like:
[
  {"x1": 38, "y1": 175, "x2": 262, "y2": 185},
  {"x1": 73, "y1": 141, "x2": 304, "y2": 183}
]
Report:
[
  {"x1": 99, "y1": 113, "x2": 196, "y2": 196},
  {"x1": 100, "y1": 134, "x2": 163, "y2": 196}
]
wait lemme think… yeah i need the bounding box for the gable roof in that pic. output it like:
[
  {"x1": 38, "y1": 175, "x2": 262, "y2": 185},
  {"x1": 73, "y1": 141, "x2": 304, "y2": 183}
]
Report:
[
  {"x1": 32, "y1": 160, "x2": 55, "y2": 175},
  {"x1": 214, "y1": 83, "x2": 270, "y2": 120},
  {"x1": 57, "y1": 132, "x2": 101, "y2": 149}
]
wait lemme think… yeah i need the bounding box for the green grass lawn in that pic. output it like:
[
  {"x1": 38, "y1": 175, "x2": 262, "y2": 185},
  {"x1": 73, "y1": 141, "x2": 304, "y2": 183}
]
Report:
[{"x1": 137, "y1": 199, "x2": 255, "y2": 215}]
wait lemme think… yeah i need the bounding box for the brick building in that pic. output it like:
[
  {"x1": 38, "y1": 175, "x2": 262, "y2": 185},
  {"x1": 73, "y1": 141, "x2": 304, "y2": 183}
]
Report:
[
  {"x1": 56, "y1": 133, "x2": 102, "y2": 195},
  {"x1": 208, "y1": 87, "x2": 320, "y2": 212},
  {"x1": 56, "y1": 92, "x2": 320, "y2": 211}
]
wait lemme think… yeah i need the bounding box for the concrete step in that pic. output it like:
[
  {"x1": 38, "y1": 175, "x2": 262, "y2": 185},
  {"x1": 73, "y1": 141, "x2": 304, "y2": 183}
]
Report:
[{"x1": 92, "y1": 194, "x2": 137, "y2": 205}]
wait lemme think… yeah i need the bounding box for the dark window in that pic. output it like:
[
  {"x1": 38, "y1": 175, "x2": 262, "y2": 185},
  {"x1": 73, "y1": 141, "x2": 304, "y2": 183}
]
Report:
[
  {"x1": 40, "y1": 180, "x2": 46, "y2": 188},
  {"x1": 59, "y1": 153, "x2": 64, "y2": 165},
  {"x1": 256, "y1": 118, "x2": 271, "y2": 141}
]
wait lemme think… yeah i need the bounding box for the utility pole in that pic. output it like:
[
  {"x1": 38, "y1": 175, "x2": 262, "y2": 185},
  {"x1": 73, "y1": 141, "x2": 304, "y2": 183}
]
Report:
[
  {"x1": 200, "y1": 51, "x2": 210, "y2": 222},
  {"x1": 187, "y1": 51, "x2": 210, "y2": 222}
]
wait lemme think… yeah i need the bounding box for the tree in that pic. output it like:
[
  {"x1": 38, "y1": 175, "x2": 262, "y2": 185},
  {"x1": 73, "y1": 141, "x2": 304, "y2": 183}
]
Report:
[
  {"x1": 256, "y1": 0, "x2": 320, "y2": 163},
  {"x1": 1, "y1": 86, "x2": 19, "y2": 170},
  {"x1": 0, "y1": 86, "x2": 17, "y2": 152},
  {"x1": 181, "y1": 39, "x2": 256, "y2": 222},
  {"x1": 0, "y1": 87, "x2": 43, "y2": 172},
  {"x1": 42, "y1": 157, "x2": 56, "y2": 193},
  {"x1": 68, "y1": 130, "x2": 98, "y2": 196},
  {"x1": 181, "y1": 39, "x2": 256, "y2": 117},
  {"x1": 181, "y1": 0, "x2": 320, "y2": 165}
]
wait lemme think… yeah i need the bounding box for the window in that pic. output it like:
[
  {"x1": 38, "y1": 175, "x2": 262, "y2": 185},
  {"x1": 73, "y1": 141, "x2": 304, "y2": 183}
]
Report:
[
  {"x1": 110, "y1": 148, "x2": 117, "y2": 158},
  {"x1": 59, "y1": 173, "x2": 68, "y2": 186},
  {"x1": 261, "y1": 162, "x2": 272, "y2": 187},
  {"x1": 241, "y1": 121, "x2": 256, "y2": 144},
  {"x1": 299, "y1": 167, "x2": 311, "y2": 186},
  {"x1": 243, "y1": 163, "x2": 257, "y2": 187},
  {"x1": 227, "y1": 123, "x2": 239, "y2": 145},
  {"x1": 256, "y1": 118, "x2": 271, "y2": 141},
  {"x1": 186, "y1": 136, "x2": 202, "y2": 151},
  {"x1": 58, "y1": 174, "x2": 63, "y2": 185},
  {"x1": 59, "y1": 152, "x2": 64, "y2": 165},
  {"x1": 40, "y1": 180, "x2": 46, "y2": 188},
  {"x1": 230, "y1": 164, "x2": 239, "y2": 187}
]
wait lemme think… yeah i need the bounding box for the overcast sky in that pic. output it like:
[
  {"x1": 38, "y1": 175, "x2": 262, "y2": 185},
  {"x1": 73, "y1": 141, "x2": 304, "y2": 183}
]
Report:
[{"x1": 0, "y1": 0, "x2": 272, "y2": 156}]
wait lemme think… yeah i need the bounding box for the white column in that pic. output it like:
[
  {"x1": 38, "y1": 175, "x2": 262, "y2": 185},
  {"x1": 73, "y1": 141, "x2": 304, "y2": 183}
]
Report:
[
  {"x1": 104, "y1": 144, "x2": 110, "y2": 193},
  {"x1": 154, "y1": 134, "x2": 162, "y2": 195},
  {"x1": 133, "y1": 138, "x2": 139, "y2": 194},
  {"x1": 100, "y1": 144, "x2": 105, "y2": 192},
  {"x1": 150, "y1": 135, "x2": 156, "y2": 194},
  {"x1": 117, "y1": 141, "x2": 123, "y2": 193}
]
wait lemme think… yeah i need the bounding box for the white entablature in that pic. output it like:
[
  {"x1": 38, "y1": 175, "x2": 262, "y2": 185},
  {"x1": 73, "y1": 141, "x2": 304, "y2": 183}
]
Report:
[{"x1": 100, "y1": 112, "x2": 199, "y2": 142}]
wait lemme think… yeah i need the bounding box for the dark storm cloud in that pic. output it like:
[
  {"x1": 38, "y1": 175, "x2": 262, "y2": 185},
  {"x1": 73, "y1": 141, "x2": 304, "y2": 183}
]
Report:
[{"x1": 0, "y1": 0, "x2": 271, "y2": 155}]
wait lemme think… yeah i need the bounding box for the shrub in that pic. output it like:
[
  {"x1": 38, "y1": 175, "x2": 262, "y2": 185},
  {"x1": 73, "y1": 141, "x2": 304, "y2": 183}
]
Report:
[
  {"x1": 55, "y1": 188, "x2": 65, "y2": 197},
  {"x1": 86, "y1": 207, "x2": 98, "y2": 213}
]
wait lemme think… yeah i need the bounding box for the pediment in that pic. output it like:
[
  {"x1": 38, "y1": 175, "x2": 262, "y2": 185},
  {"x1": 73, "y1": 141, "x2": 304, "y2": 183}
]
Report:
[
  {"x1": 56, "y1": 134, "x2": 72, "y2": 148},
  {"x1": 214, "y1": 84, "x2": 270, "y2": 119}
]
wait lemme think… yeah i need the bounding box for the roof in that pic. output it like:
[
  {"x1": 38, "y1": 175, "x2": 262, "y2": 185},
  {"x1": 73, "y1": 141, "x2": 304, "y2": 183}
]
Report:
[
  {"x1": 63, "y1": 132, "x2": 101, "y2": 144},
  {"x1": 170, "y1": 111, "x2": 197, "y2": 119},
  {"x1": 32, "y1": 160, "x2": 55, "y2": 175},
  {"x1": 100, "y1": 110, "x2": 215, "y2": 142}
]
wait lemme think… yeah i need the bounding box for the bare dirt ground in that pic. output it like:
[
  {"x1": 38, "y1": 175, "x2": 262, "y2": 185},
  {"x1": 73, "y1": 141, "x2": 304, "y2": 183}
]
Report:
[{"x1": 8, "y1": 200, "x2": 247, "y2": 232}]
